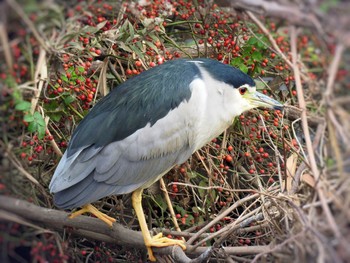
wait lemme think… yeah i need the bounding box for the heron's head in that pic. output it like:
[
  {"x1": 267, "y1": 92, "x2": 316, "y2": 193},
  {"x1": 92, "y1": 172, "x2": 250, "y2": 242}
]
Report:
[
  {"x1": 194, "y1": 59, "x2": 283, "y2": 115},
  {"x1": 233, "y1": 83, "x2": 283, "y2": 112}
]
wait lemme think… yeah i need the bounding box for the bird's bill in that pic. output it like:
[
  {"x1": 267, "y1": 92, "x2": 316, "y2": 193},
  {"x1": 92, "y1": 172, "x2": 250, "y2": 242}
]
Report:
[{"x1": 250, "y1": 91, "x2": 284, "y2": 110}]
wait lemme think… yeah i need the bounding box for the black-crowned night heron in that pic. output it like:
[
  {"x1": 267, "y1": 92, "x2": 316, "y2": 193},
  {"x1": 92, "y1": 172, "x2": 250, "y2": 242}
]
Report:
[{"x1": 49, "y1": 58, "x2": 283, "y2": 261}]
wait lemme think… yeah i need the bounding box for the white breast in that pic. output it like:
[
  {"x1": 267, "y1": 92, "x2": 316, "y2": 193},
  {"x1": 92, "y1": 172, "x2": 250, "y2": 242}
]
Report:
[{"x1": 187, "y1": 63, "x2": 246, "y2": 151}]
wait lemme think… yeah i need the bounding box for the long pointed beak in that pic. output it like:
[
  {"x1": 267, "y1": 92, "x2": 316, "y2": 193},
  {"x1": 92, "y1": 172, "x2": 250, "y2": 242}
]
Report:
[{"x1": 250, "y1": 92, "x2": 284, "y2": 110}]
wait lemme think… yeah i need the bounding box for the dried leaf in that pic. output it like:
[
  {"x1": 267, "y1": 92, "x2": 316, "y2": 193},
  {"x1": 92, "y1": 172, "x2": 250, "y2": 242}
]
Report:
[
  {"x1": 283, "y1": 152, "x2": 298, "y2": 192},
  {"x1": 301, "y1": 173, "x2": 316, "y2": 188}
]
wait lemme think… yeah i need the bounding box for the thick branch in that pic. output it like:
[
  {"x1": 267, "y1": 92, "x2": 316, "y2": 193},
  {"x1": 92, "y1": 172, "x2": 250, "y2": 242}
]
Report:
[
  {"x1": 0, "y1": 195, "x2": 144, "y2": 247},
  {"x1": 0, "y1": 195, "x2": 271, "y2": 262}
]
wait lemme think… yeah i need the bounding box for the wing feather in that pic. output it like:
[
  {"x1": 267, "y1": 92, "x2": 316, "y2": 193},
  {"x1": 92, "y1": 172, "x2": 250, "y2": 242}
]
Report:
[
  {"x1": 50, "y1": 95, "x2": 201, "y2": 209},
  {"x1": 49, "y1": 59, "x2": 210, "y2": 209}
]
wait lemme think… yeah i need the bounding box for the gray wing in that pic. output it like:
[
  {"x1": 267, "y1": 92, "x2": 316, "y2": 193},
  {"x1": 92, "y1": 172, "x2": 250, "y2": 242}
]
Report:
[{"x1": 49, "y1": 100, "x2": 200, "y2": 209}]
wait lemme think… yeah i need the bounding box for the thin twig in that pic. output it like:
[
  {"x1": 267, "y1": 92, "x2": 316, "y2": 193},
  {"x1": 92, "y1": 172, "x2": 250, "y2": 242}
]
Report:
[
  {"x1": 31, "y1": 48, "x2": 47, "y2": 114},
  {"x1": 0, "y1": 22, "x2": 13, "y2": 70},
  {"x1": 159, "y1": 178, "x2": 183, "y2": 235},
  {"x1": 187, "y1": 193, "x2": 260, "y2": 246}
]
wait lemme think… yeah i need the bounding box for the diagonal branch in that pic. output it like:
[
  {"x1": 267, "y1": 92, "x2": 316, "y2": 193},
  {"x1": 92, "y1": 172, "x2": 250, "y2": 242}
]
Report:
[{"x1": 0, "y1": 195, "x2": 272, "y2": 262}]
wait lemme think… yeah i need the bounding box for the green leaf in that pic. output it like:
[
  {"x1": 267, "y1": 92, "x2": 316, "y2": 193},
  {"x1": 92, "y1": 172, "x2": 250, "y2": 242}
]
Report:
[
  {"x1": 45, "y1": 100, "x2": 59, "y2": 111},
  {"x1": 152, "y1": 194, "x2": 168, "y2": 211},
  {"x1": 48, "y1": 112, "x2": 62, "y2": 122},
  {"x1": 67, "y1": 41, "x2": 85, "y2": 51},
  {"x1": 145, "y1": 41, "x2": 159, "y2": 53},
  {"x1": 24, "y1": 114, "x2": 34, "y2": 122},
  {"x1": 239, "y1": 64, "x2": 249, "y2": 73},
  {"x1": 261, "y1": 36, "x2": 269, "y2": 45},
  {"x1": 96, "y1": 21, "x2": 108, "y2": 30},
  {"x1": 242, "y1": 46, "x2": 252, "y2": 57},
  {"x1": 78, "y1": 75, "x2": 86, "y2": 82},
  {"x1": 247, "y1": 37, "x2": 258, "y2": 45},
  {"x1": 188, "y1": 171, "x2": 200, "y2": 179},
  {"x1": 175, "y1": 205, "x2": 187, "y2": 216},
  {"x1": 252, "y1": 51, "x2": 263, "y2": 61},
  {"x1": 28, "y1": 122, "x2": 38, "y2": 133},
  {"x1": 256, "y1": 40, "x2": 266, "y2": 48},
  {"x1": 61, "y1": 74, "x2": 68, "y2": 82},
  {"x1": 230, "y1": 57, "x2": 244, "y2": 67},
  {"x1": 82, "y1": 25, "x2": 100, "y2": 34},
  {"x1": 37, "y1": 125, "x2": 46, "y2": 139},
  {"x1": 128, "y1": 21, "x2": 135, "y2": 39},
  {"x1": 33, "y1": 112, "x2": 46, "y2": 126},
  {"x1": 77, "y1": 66, "x2": 85, "y2": 73},
  {"x1": 198, "y1": 179, "x2": 208, "y2": 199},
  {"x1": 67, "y1": 66, "x2": 75, "y2": 74},
  {"x1": 149, "y1": 34, "x2": 160, "y2": 42},
  {"x1": 15, "y1": 101, "x2": 31, "y2": 111},
  {"x1": 118, "y1": 42, "x2": 133, "y2": 53},
  {"x1": 61, "y1": 32, "x2": 79, "y2": 42},
  {"x1": 64, "y1": 95, "x2": 75, "y2": 105},
  {"x1": 130, "y1": 45, "x2": 144, "y2": 60}
]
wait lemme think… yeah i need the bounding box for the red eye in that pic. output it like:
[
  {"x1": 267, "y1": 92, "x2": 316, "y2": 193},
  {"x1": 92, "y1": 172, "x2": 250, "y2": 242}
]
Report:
[{"x1": 239, "y1": 87, "x2": 247, "y2": 95}]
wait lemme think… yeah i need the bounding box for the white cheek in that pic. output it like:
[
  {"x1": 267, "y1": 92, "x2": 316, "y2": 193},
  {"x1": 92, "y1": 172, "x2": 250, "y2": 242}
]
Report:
[{"x1": 224, "y1": 88, "x2": 247, "y2": 116}]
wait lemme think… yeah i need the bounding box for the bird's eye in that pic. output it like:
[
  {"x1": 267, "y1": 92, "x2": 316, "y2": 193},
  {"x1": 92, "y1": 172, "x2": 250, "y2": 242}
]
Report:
[{"x1": 239, "y1": 87, "x2": 247, "y2": 95}]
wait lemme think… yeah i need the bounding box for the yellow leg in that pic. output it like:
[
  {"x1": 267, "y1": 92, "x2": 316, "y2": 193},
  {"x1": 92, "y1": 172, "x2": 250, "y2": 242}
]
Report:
[
  {"x1": 132, "y1": 189, "x2": 186, "y2": 262},
  {"x1": 69, "y1": 204, "x2": 116, "y2": 227}
]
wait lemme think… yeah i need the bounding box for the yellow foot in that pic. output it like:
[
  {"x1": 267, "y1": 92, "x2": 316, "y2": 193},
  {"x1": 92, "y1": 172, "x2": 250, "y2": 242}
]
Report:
[
  {"x1": 69, "y1": 204, "x2": 116, "y2": 227},
  {"x1": 146, "y1": 233, "x2": 186, "y2": 262}
]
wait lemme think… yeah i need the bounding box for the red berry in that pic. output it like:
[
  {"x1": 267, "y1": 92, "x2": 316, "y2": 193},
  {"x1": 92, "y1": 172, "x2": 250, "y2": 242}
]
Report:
[
  {"x1": 135, "y1": 61, "x2": 142, "y2": 67},
  {"x1": 225, "y1": 155, "x2": 233, "y2": 162}
]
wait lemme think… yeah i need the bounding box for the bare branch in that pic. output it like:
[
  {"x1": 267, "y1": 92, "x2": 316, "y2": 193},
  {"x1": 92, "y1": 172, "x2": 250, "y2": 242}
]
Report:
[{"x1": 0, "y1": 195, "x2": 273, "y2": 262}]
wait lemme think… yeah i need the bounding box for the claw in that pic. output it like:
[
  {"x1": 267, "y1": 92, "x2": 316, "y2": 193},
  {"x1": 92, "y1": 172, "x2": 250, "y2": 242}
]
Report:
[
  {"x1": 69, "y1": 204, "x2": 116, "y2": 227},
  {"x1": 145, "y1": 233, "x2": 186, "y2": 261}
]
